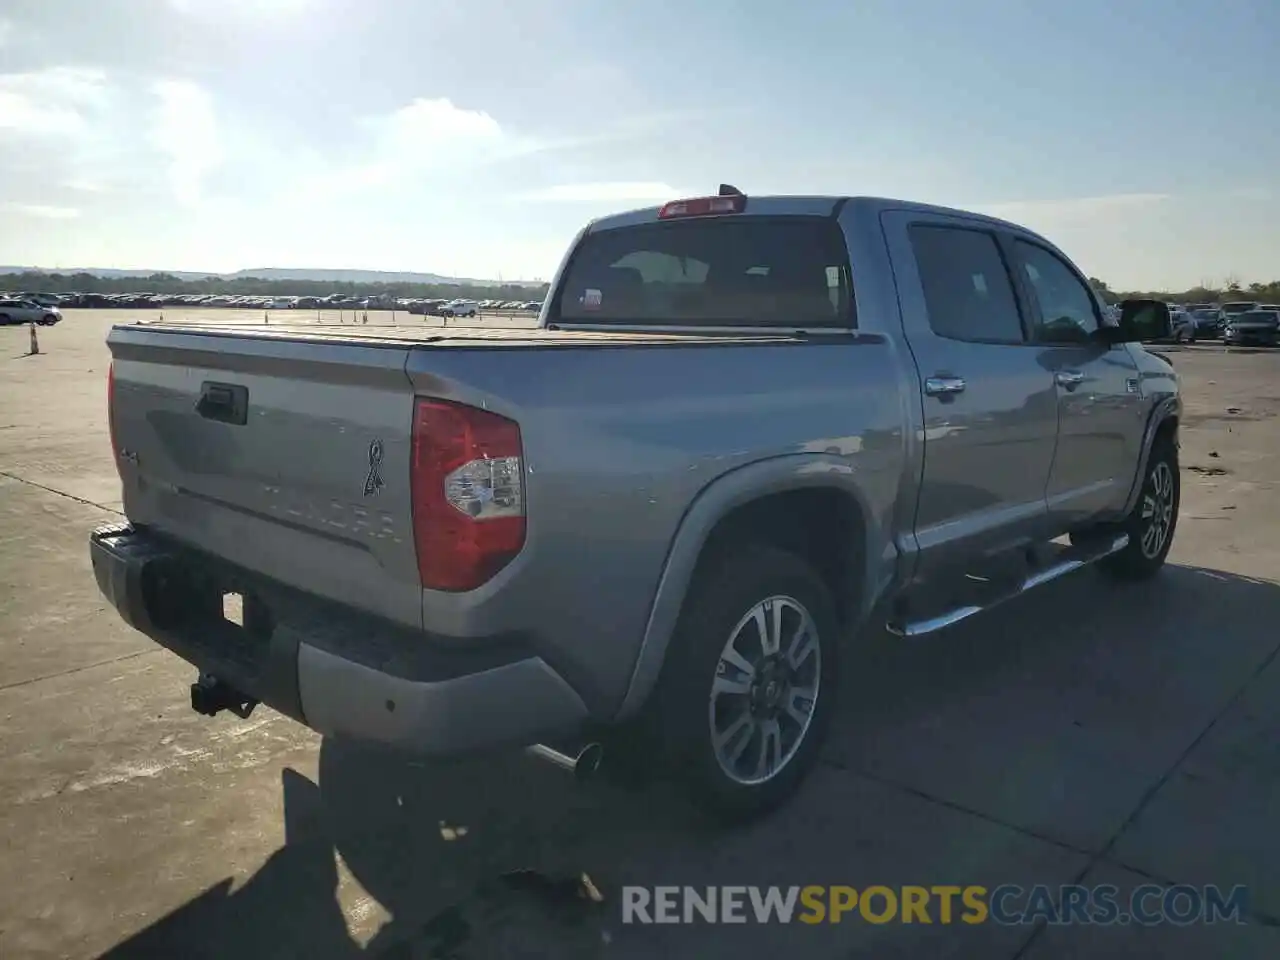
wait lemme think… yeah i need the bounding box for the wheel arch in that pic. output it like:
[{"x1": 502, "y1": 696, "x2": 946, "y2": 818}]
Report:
[
  {"x1": 614, "y1": 454, "x2": 883, "y2": 721},
  {"x1": 1121, "y1": 395, "x2": 1180, "y2": 516}
]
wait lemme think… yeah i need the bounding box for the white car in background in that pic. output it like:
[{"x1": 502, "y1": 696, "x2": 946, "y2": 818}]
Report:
[
  {"x1": 440, "y1": 299, "x2": 480, "y2": 318},
  {"x1": 0, "y1": 297, "x2": 62, "y2": 325}
]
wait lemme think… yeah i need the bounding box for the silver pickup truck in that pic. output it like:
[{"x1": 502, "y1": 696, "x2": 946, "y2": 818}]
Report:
[{"x1": 91, "y1": 190, "x2": 1179, "y2": 820}]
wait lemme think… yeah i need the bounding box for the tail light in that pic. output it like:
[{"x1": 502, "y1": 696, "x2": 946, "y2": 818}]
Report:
[
  {"x1": 658, "y1": 194, "x2": 746, "y2": 219},
  {"x1": 107, "y1": 361, "x2": 122, "y2": 477},
  {"x1": 410, "y1": 398, "x2": 525, "y2": 592}
]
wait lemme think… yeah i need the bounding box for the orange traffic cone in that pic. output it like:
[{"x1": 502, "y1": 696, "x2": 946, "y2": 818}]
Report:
[{"x1": 28, "y1": 322, "x2": 39, "y2": 355}]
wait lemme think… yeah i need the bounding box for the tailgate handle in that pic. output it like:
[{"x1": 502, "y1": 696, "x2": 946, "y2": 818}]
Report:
[{"x1": 196, "y1": 382, "x2": 248, "y2": 425}]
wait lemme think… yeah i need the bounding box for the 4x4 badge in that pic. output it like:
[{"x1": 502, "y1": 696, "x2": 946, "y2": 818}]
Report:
[{"x1": 364, "y1": 439, "x2": 385, "y2": 497}]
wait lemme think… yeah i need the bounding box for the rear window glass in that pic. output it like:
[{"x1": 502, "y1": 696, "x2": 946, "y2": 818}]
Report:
[{"x1": 553, "y1": 216, "x2": 853, "y2": 327}]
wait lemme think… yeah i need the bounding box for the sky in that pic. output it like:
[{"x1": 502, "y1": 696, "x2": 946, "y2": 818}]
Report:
[{"x1": 0, "y1": 0, "x2": 1277, "y2": 290}]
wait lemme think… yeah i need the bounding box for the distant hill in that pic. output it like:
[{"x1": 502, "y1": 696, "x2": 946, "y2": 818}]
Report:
[
  {"x1": 0, "y1": 265, "x2": 541, "y2": 287},
  {"x1": 0, "y1": 265, "x2": 212, "y2": 281}
]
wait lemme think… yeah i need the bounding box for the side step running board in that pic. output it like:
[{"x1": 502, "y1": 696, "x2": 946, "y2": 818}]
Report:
[{"x1": 887, "y1": 534, "x2": 1129, "y2": 638}]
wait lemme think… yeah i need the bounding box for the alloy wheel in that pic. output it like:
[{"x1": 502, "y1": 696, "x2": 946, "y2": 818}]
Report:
[
  {"x1": 708, "y1": 595, "x2": 821, "y2": 786},
  {"x1": 1140, "y1": 461, "x2": 1175, "y2": 559}
]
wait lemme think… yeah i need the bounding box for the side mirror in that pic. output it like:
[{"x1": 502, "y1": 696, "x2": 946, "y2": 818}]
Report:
[{"x1": 1106, "y1": 298, "x2": 1171, "y2": 343}]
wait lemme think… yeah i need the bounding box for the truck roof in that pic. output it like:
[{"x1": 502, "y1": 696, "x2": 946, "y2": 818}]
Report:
[{"x1": 586, "y1": 195, "x2": 1036, "y2": 238}]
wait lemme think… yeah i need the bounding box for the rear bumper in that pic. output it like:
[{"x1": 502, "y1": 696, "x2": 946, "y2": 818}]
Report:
[{"x1": 89, "y1": 523, "x2": 589, "y2": 755}]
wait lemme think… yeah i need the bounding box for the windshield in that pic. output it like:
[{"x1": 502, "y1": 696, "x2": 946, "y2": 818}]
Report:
[
  {"x1": 1223, "y1": 302, "x2": 1258, "y2": 314},
  {"x1": 553, "y1": 215, "x2": 852, "y2": 327}
]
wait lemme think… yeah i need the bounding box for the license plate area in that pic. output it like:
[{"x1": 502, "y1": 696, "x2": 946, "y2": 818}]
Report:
[
  {"x1": 223, "y1": 592, "x2": 244, "y2": 627},
  {"x1": 140, "y1": 558, "x2": 275, "y2": 672}
]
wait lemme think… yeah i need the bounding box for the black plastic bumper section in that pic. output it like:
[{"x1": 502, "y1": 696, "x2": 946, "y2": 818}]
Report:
[
  {"x1": 89, "y1": 522, "x2": 543, "y2": 730},
  {"x1": 90, "y1": 522, "x2": 306, "y2": 724}
]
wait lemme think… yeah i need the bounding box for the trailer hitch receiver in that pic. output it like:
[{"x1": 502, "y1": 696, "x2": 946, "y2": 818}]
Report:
[{"x1": 190, "y1": 673, "x2": 258, "y2": 719}]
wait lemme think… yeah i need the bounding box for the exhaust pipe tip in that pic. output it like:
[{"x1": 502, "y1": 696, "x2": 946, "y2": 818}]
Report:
[
  {"x1": 574, "y1": 742, "x2": 604, "y2": 782},
  {"x1": 525, "y1": 742, "x2": 604, "y2": 782}
]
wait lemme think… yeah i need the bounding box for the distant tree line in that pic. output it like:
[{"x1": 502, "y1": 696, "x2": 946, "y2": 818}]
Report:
[
  {"x1": 1089, "y1": 277, "x2": 1280, "y2": 305},
  {"x1": 0, "y1": 271, "x2": 551, "y2": 302}
]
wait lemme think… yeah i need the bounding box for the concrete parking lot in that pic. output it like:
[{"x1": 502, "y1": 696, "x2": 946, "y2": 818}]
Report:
[{"x1": 2, "y1": 312, "x2": 1279, "y2": 958}]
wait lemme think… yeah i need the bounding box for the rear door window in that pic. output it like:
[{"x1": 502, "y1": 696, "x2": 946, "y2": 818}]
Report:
[
  {"x1": 909, "y1": 225, "x2": 1026, "y2": 343},
  {"x1": 553, "y1": 216, "x2": 852, "y2": 327}
]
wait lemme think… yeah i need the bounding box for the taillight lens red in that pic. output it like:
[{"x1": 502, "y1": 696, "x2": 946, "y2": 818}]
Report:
[
  {"x1": 410, "y1": 398, "x2": 525, "y2": 592},
  {"x1": 658, "y1": 194, "x2": 746, "y2": 219},
  {"x1": 107, "y1": 362, "x2": 121, "y2": 477}
]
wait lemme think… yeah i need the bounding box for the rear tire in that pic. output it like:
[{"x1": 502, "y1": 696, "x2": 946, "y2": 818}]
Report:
[
  {"x1": 1098, "y1": 432, "x2": 1179, "y2": 580},
  {"x1": 645, "y1": 544, "x2": 839, "y2": 822}
]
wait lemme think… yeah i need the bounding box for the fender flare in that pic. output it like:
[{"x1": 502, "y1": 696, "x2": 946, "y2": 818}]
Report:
[
  {"x1": 1121, "y1": 395, "x2": 1181, "y2": 516},
  {"x1": 614, "y1": 454, "x2": 880, "y2": 721}
]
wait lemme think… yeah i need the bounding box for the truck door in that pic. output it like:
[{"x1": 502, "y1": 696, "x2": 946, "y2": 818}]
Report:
[
  {"x1": 881, "y1": 211, "x2": 1060, "y2": 581},
  {"x1": 1006, "y1": 237, "x2": 1145, "y2": 526}
]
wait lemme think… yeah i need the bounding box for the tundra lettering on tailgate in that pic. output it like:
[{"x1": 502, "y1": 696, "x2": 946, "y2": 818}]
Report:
[{"x1": 261, "y1": 484, "x2": 401, "y2": 543}]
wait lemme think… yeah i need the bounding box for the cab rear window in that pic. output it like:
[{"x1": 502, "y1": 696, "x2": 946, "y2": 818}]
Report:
[{"x1": 553, "y1": 216, "x2": 853, "y2": 328}]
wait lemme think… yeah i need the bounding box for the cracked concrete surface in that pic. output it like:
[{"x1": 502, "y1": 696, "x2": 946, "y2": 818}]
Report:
[{"x1": 1, "y1": 315, "x2": 1279, "y2": 958}]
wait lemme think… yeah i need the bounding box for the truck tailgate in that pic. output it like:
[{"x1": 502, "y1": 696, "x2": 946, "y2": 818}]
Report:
[{"x1": 107, "y1": 325, "x2": 423, "y2": 629}]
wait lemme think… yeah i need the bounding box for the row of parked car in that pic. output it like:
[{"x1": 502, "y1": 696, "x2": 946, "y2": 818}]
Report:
[
  {"x1": 405, "y1": 298, "x2": 543, "y2": 317},
  {"x1": 1101, "y1": 300, "x2": 1279, "y2": 347},
  {"x1": 1168, "y1": 301, "x2": 1280, "y2": 346},
  {"x1": 0, "y1": 291, "x2": 546, "y2": 314}
]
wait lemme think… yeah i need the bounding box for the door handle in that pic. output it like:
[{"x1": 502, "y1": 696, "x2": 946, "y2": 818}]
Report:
[
  {"x1": 924, "y1": 375, "x2": 967, "y2": 397},
  {"x1": 1055, "y1": 370, "x2": 1086, "y2": 390},
  {"x1": 196, "y1": 381, "x2": 249, "y2": 425}
]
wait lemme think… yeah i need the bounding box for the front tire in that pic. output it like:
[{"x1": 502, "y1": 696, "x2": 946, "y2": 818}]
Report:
[
  {"x1": 1098, "y1": 433, "x2": 1179, "y2": 580},
  {"x1": 647, "y1": 545, "x2": 839, "y2": 822}
]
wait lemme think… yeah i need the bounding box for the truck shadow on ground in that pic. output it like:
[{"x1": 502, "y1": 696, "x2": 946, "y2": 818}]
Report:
[{"x1": 99, "y1": 563, "x2": 1280, "y2": 959}]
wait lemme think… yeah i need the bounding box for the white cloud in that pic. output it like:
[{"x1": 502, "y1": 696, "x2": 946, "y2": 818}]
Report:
[
  {"x1": 381, "y1": 97, "x2": 505, "y2": 152},
  {"x1": 296, "y1": 97, "x2": 514, "y2": 197},
  {"x1": 150, "y1": 79, "x2": 223, "y2": 205},
  {"x1": 0, "y1": 66, "x2": 109, "y2": 138},
  {"x1": 520, "y1": 182, "x2": 688, "y2": 203},
  {"x1": 2, "y1": 202, "x2": 81, "y2": 219}
]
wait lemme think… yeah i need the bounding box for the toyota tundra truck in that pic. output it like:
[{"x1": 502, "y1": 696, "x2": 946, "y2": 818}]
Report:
[{"x1": 91, "y1": 190, "x2": 1179, "y2": 820}]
